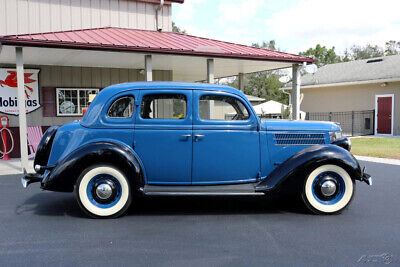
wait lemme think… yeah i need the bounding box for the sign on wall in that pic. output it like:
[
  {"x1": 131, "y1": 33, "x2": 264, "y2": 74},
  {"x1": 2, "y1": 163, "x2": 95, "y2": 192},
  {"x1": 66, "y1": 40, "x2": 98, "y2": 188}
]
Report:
[{"x1": 0, "y1": 68, "x2": 40, "y2": 115}]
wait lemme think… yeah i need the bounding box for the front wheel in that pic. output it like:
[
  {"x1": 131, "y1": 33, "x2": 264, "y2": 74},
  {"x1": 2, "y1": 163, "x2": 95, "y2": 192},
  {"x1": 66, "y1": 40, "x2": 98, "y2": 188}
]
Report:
[
  {"x1": 75, "y1": 165, "x2": 132, "y2": 218},
  {"x1": 301, "y1": 164, "x2": 355, "y2": 215}
]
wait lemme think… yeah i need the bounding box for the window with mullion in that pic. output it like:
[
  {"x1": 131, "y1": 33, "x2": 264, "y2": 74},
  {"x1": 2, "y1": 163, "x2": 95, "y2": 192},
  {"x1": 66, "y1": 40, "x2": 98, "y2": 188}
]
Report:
[{"x1": 56, "y1": 88, "x2": 99, "y2": 116}]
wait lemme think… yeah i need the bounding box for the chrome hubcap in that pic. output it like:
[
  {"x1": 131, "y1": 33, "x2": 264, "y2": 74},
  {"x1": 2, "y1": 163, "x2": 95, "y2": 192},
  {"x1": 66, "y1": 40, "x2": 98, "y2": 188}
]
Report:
[
  {"x1": 320, "y1": 179, "x2": 337, "y2": 197},
  {"x1": 95, "y1": 183, "x2": 113, "y2": 200}
]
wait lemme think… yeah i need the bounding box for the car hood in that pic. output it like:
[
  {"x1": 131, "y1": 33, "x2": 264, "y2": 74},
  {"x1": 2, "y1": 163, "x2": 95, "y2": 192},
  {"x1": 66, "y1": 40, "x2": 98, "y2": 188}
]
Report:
[{"x1": 260, "y1": 119, "x2": 341, "y2": 132}]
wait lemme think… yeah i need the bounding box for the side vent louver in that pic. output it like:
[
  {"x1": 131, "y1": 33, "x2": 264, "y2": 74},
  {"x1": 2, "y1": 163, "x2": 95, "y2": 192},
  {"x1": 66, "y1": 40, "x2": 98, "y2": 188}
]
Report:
[{"x1": 274, "y1": 133, "x2": 325, "y2": 145}]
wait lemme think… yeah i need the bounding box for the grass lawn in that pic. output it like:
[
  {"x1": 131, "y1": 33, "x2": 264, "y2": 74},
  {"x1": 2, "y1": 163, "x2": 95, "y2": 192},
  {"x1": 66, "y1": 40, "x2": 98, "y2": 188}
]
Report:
[{"x1": 350, "y1": 137, "x2": 400, "y2": 159}]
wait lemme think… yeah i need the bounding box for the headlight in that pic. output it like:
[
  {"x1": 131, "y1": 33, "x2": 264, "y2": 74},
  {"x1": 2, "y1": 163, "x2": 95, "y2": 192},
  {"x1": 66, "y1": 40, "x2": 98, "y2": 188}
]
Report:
[{"x1": 329, "y1": 131, "x2": 343, "y2": 143}]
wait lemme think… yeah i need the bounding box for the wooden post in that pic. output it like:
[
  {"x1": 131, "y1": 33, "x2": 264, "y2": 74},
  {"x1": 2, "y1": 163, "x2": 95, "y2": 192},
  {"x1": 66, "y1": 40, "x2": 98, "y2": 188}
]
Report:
[{"x1": 16, "y1": 47, "x2": 29, "y2": 171}]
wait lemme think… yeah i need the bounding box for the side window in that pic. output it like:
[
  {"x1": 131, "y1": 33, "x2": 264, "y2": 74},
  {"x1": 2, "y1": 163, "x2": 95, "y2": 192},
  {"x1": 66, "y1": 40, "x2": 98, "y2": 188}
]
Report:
[
  {"x1": 107, "y1": 96, "x2": 134, "y2": 118},
  {"x1": 199, "y1": 95, "x2": 250, "y2": 121},
  {"x1": 141, "y1": 94, "x2": 187, "y2": 119}
]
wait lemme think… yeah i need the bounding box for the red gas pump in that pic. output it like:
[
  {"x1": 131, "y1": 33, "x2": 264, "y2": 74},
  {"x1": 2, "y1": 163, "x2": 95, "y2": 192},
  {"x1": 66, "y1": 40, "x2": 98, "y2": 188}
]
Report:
[{"x1": 0, "y1": 116, "x2": 13, "y2": 160}]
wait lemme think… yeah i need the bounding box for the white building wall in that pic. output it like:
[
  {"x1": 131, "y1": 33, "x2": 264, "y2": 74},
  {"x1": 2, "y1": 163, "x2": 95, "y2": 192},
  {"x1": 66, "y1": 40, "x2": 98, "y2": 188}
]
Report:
[{"x1": 0, "y1": 0, "x2": 172, "y2": 36}]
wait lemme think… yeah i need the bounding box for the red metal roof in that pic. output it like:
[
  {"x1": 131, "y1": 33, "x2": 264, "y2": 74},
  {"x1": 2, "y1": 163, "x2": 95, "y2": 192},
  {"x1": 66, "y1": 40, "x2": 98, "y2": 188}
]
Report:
[
  {"x1": 0, "y1": 27, "x2": 313, "y2": 63},
  {"x1": 136, "y1": 0, "x2": 184, "y2": 4}
]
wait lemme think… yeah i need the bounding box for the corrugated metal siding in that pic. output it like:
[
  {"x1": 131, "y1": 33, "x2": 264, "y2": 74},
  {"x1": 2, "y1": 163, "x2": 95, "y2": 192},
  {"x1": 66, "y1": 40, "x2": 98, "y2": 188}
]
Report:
[
  {"x1": 3, "y1": 65, "x2": 172, "y2": 127},
  {"x1": 0, "y1": 0, "x2": 172, "y2": 35}
]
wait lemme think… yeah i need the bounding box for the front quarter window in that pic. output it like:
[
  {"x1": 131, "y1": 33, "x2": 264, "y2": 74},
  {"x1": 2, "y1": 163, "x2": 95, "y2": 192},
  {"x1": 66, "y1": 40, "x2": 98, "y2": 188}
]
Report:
[
  {"x1": 199, "y1": 95, "x2": 250, "y2": 121},
  {"x1": 107, "y1": 96, "x2": 134, "y2": 118}
]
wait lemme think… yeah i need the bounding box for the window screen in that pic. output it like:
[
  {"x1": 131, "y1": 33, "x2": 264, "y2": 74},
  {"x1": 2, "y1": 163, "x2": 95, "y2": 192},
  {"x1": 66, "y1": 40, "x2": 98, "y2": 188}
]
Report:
[
  {"x1": 141, "y1": 94, "x2": 187, "y2": 119},
  {"x1": 199, "y1": 95, "x2": 250, "y2": 120},
  {"x1": 107, "y1": 96, "x2": 134, "y2": 118}
]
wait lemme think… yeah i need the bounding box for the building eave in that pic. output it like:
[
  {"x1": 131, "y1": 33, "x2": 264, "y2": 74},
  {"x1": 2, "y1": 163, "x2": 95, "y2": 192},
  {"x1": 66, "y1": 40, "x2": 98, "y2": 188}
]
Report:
[{"x1": 281, "y1": 77, "x2": 400, "y2": 90}]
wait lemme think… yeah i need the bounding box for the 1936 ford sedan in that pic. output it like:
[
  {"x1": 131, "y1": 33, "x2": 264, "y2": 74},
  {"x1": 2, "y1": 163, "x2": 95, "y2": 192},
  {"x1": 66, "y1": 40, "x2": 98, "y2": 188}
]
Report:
[{"x1": 22, "y1": 82, "x2": 372, "y2": 218}]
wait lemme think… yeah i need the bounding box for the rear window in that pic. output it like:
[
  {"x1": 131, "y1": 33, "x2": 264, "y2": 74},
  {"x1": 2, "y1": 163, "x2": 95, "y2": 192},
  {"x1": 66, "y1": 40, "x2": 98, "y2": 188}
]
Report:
[
  {"x1": 140, "y1": 94, "x2": 187, "y2": 119},
  {"x1": 107, "y1": 96, "x2": 134, "y2": 118}
]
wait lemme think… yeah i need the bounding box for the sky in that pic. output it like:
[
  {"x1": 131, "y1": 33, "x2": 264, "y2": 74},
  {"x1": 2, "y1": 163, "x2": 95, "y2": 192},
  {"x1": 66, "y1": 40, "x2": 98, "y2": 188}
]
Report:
[{"x1": 173, "y1": 0, "x2": 400, "y2": 55}]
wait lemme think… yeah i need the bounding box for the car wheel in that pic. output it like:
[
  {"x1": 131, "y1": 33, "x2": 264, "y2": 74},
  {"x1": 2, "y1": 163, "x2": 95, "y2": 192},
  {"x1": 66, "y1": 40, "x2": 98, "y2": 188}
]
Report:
[
  {"x1": 301, "y1": 164, "x2": 355, "y2": 215},
  {"x1": 75, "y1": 165, "x2": 132, "y2": 218}
]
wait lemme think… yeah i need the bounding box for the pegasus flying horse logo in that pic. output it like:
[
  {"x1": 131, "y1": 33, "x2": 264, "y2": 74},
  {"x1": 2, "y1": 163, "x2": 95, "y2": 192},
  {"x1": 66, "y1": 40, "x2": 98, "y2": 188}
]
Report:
[{"x1": 0, "y1": 71, "x2": 37, "y2": 99}]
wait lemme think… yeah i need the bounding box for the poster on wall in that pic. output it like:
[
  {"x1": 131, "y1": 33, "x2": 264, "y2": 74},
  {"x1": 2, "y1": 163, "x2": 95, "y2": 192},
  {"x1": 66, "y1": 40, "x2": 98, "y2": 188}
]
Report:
[{"x1": 0, "y1": 68, "x2": 40, "y2": 115}]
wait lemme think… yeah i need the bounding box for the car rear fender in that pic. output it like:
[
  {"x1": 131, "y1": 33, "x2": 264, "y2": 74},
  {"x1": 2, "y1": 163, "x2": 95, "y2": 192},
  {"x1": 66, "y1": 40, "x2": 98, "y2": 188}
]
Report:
[
  {"x1": 255, "y1": 144, "x2": 363, "y2": 192},
  {"x1": 34, "y1": 126, "x2": 59, "y2": 173},
  {"x1": 41, "y1": 141, "x2": 145, "y2": 192}
]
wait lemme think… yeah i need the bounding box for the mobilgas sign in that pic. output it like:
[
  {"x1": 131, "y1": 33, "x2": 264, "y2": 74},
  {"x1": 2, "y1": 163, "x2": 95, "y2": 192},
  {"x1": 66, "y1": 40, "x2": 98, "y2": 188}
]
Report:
[{"x1": 0, "y1": 68, "x2": 40, "y2": 115}]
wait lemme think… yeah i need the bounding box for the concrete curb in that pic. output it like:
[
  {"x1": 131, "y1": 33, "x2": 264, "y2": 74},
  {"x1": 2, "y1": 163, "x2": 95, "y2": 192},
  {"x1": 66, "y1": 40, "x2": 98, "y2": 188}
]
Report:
[
  {"x1": 355, "y1": 155, "x2": 400, "y2": 166},
  {"x1": 0, "y1": 159, "x2": 34, "y2": 176}
]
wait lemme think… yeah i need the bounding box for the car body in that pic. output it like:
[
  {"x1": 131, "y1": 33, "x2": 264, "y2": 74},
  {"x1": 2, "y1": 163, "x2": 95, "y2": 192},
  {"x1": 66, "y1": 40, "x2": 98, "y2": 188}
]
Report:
[{"x1": 22, "y1": 82, "x2": 372, "y2": 218}]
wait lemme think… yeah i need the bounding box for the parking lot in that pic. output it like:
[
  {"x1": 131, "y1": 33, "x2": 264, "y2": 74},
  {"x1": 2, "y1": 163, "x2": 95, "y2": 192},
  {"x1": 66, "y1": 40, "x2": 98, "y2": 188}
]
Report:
[{"x1": 0, "y1": 160, "x2": 399, "y2": 266}]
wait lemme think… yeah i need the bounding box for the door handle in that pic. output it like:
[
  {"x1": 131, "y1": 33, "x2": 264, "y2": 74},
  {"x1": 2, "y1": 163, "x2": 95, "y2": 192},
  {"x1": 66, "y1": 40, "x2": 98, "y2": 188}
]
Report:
[
  {"x1": 194, "y1": 134, "x2": 205, "y2": 142},
  {"x1": 181, "y1": 134, "x2": 191, "y2": 138}
]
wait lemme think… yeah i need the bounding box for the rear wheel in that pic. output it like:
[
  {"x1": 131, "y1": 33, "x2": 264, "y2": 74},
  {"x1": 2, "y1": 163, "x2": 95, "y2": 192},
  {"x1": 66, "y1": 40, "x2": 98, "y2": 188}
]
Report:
[
  {"x1": 75, "y1": 165, "x2": 132, "y2": 219},
  {"x1": 301, "y1": 164, "x2": 355, "y2": 215}
]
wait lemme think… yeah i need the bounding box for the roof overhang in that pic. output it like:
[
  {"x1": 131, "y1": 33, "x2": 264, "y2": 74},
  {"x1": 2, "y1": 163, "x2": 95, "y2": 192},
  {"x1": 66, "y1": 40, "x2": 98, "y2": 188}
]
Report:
[
  {"x1": 281, "y1": 77, "x2": 400, "y2": 90},
  {"x1": 0, "y1": 27, "x2": 312, "y2": 82},
  {"x1": 0, "y1": 45, "x2": 294, "y2": 82}
]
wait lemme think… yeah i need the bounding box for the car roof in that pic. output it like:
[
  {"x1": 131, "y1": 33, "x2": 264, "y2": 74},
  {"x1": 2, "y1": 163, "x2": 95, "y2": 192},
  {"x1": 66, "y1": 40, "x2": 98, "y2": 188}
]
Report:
[
  {"x1": 101, "y1": 81, "x2": 245, "y2": 97},
  {"x1": 81, "y1": 82, "x2": 250, "y2": 128}
]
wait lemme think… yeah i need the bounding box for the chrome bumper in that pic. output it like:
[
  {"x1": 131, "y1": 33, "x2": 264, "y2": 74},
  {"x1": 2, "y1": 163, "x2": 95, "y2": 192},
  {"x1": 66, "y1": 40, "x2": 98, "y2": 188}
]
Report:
[
  {"x1": 360, "y1": 173, "x2": 372, "y2": 186},
  {"x1": 21, "y1": 172, "x2": 41, "y2": 188}
]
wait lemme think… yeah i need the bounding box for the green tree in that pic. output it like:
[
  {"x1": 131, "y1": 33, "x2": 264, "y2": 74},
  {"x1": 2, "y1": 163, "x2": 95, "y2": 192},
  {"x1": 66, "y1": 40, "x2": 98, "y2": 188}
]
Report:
[
  {"x1": 299, "y1": 44, "x2": 342, "y2": 67},
  {"x1": 385, "y1": 40, "x2": 400, "y2": 56},
  {"x1": 172, "y1": 21, "x2": 187, "y2": 34},
  {"x1": 226, "y1": 41, "x2": 288, "y2": 104},
  {"x1": 251, "y1": 40, "x2": 277, "y2": 50},
  {"x1": 348, "y1": 44, "x2": 384, "y2": 60}
]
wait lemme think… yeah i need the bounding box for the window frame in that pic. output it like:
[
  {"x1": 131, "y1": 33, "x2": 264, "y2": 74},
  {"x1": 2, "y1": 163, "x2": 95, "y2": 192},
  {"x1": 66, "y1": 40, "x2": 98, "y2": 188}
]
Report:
[
  {"x1": 106, "y1": 96, "x2": 135, "y2": 119},
  {"x1": 56, "y1": 88, "x2": 99, "y2": 116},
  {"x1": 198, "y1": 93, "x2": 251, "y2": 122},
  {"x1": 140, "y1": 93, "x2": 188, "y2": 120}
]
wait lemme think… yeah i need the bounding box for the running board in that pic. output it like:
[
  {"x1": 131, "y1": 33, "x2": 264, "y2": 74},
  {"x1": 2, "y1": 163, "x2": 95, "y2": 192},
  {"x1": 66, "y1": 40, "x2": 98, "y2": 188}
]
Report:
[{"x1": 143, "y1": 183, "x2": 264, "y2": 196}]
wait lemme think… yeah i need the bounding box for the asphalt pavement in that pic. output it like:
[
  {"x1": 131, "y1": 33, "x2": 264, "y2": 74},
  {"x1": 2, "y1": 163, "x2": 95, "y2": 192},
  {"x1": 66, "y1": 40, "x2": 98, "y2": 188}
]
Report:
[{"x1": 0, "y1": 161, "x2": 399, "y2": 266}]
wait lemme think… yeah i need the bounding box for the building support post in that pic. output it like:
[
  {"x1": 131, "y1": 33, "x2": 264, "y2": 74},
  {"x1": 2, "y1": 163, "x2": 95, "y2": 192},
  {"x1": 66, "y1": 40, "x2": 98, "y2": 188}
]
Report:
[
  {"x1": 145, "y1": 55, "x2": 152, "y2": 82},
  {"x1": 238, "y1": 72, "x2": 244, "y2": 92},
  {"x1": 16, "y1": 47, "x2": 29, "y2": 171},
  {"x1": 207, "y1": 59, "x2": 214, "y2": 84},
  {"x1": 291, "y1": 64, "x2": 301, "y2": 120}
]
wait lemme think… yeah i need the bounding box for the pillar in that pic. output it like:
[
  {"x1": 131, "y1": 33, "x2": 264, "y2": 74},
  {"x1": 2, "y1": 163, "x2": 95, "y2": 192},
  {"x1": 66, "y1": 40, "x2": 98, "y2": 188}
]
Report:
[
  {"x1": 207, "y1": 59, "x2": 214, "y2": 84},
  {"x1": 145, "y1": 55, "x2": 152, "y2": 82},
  {"x1": 291, "y1": 64, "x2": 301, "y2": 120},
  {"x1": 16, "y1": 47, "x2": 29, "y2": 171}
]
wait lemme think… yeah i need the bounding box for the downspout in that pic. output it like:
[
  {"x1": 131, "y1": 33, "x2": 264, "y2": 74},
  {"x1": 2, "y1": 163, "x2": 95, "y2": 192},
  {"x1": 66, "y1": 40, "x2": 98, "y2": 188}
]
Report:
[{"x1": 156, "y1": 0, "x2": 165, "y2": 31}]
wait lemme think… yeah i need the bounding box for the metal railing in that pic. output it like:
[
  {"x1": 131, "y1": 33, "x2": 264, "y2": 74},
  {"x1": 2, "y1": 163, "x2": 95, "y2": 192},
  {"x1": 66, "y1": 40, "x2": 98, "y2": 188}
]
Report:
[{"x1": 306, "y1": 110, "x2": 375, "y2": 136}]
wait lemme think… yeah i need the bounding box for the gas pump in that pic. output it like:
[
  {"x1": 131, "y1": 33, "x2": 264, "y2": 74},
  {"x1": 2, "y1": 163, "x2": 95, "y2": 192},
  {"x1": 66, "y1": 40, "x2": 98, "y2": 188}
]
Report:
[{"x1": 0, "y1": 116, "x2": 14, "y2": 160}]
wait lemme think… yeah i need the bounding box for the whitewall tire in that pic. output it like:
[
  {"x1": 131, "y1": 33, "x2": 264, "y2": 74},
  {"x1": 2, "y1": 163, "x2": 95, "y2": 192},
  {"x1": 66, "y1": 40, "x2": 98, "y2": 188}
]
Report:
[
  {"x1": 75, "y1": 165, "x2": 132, "y2": 218},
  {"x1": 301, "y1": 164, "x2": 355, "y2": 215}
]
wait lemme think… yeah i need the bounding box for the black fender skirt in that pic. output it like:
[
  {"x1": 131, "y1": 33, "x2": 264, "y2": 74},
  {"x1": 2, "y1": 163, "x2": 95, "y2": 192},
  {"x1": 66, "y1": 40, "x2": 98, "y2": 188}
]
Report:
[
  {"x1": 255, "y1": 144, "x2": 363, "y2": 192},
  {"x1": 41, "y1": 141, "x2": 144, "y2": 192}
]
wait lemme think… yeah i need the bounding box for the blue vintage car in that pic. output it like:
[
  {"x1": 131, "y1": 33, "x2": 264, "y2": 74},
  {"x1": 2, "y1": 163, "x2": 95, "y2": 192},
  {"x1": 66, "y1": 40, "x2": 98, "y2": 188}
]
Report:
[{"x1": 22, "y1": 82, "x2": 371, "y2": 218}]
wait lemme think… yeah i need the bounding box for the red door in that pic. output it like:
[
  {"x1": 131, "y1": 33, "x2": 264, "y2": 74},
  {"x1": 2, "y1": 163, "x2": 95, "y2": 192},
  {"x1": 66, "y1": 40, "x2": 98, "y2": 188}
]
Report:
[{"x1": 377, "y1": 96, "x2": 392, "y2": 134}]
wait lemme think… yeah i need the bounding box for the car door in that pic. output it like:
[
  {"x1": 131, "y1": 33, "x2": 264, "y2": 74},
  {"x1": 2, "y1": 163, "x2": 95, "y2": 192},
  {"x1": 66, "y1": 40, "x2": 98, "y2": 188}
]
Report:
[
  {"x1": 192, "y1": 90, "x2": 260, "y2": 184},
  {"x1": 134, "y1": 89, "x2": 192, "y2": 185}
]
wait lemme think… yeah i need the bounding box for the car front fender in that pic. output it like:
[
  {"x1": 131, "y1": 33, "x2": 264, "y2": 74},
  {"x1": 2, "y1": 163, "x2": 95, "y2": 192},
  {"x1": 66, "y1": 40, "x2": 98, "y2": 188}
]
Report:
[
  {"x1": 255, "y1": 144, "x2": 364, "y2": 192},
  {"x1": 41, "y1": 141, "x2": 145, "y2": 192}
]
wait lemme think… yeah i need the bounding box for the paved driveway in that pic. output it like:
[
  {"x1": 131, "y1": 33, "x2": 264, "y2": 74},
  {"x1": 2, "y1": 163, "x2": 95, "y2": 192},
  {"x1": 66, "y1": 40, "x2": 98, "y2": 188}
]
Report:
[{"x1": 0, "y1": 161, "x2": 399, "y2": 266}]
